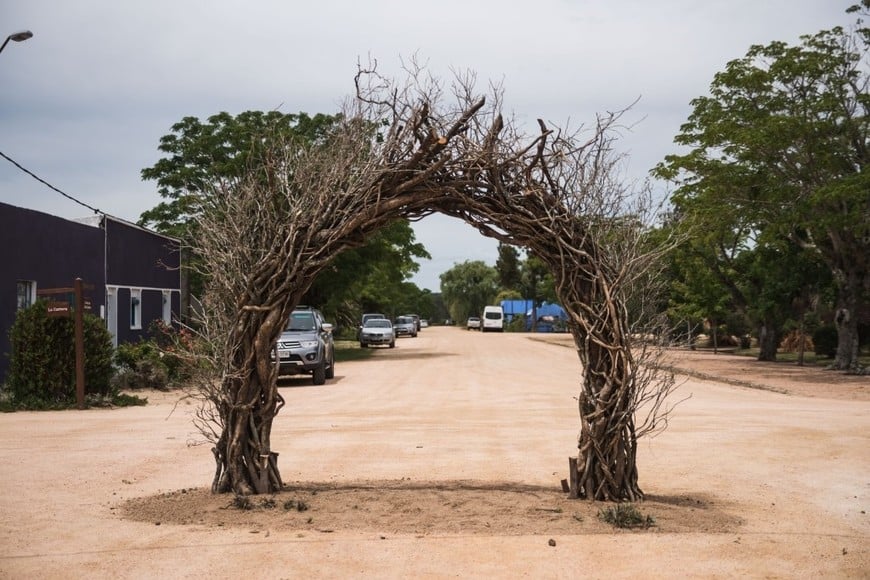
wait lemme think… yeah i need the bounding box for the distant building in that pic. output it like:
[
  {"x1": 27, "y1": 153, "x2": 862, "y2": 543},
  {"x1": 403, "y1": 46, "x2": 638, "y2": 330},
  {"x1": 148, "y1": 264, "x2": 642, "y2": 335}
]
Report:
[{"x1": 0, "y1": 202, "x2": 181, "y2": 382}]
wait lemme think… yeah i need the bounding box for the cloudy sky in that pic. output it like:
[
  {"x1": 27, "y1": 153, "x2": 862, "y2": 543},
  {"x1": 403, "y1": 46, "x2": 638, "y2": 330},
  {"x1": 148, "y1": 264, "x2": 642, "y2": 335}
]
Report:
[{"x1": 1, "y1": 1, "x2": 855, "y2": 290}]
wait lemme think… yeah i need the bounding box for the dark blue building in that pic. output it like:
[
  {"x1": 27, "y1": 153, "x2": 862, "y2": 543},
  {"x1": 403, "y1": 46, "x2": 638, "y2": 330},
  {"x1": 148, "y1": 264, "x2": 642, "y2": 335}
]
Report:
[{"x1": 0, "y1": 202, "x2": 181, "y2": 382}]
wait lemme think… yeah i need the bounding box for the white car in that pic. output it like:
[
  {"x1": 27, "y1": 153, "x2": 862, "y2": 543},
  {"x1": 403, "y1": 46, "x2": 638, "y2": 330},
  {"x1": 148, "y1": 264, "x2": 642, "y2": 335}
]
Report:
[
  {"x1": 466, "y1": 316, "x2": 481, "y2": 330},
  {"x1": 359, "y1": 318, "x2": 396, "y2": 348}
]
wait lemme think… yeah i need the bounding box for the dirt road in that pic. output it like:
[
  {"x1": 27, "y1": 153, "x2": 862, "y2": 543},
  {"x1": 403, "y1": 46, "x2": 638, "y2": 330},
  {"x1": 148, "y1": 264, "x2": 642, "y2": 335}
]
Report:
[{"x1": 1, "y1": 327, "x2": 867, "y2": 578}]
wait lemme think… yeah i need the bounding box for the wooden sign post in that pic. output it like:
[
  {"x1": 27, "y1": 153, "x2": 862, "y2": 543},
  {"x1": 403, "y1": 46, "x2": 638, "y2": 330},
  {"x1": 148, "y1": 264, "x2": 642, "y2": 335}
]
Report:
[
  {"x1": 37, "y1": 279, "x2": 89, "y2": 409},
  {"x1": 73, "y1": 278, "x2": 85, "y2": 410}
]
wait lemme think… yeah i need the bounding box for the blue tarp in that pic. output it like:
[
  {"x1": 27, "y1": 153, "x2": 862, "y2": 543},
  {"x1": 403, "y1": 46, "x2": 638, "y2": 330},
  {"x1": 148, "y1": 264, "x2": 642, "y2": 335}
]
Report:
[
  {"x1": 499, "y1": 300, "x2": 568, "y2": 332},
  {"x1": 500, "y1": 299, "x2": 534, "y2": 322}
]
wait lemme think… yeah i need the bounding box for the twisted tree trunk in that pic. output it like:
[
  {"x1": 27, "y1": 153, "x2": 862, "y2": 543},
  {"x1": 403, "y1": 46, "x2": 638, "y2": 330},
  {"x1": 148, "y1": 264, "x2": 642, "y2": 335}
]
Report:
[{"x1": 211, "y1": 307, "x2": 287, "y2": 494}]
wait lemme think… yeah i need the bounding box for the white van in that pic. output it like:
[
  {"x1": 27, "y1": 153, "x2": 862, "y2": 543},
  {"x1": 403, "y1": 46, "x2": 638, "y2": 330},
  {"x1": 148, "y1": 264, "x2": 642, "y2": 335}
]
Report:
[{"x1": 481, "y1": 305, "x2": 504, "y2": 332}]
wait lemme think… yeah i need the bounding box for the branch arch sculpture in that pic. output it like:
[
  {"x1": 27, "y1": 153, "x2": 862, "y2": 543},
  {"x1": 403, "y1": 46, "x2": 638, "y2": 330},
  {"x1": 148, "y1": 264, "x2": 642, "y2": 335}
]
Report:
[{"x1": 191, "y1": 68, "x2": 676, "y2": 501}]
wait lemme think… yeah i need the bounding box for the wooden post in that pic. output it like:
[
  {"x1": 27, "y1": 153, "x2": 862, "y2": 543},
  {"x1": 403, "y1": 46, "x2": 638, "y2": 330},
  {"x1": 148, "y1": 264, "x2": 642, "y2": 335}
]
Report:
[
  {"x1": 74, "y1": 278, "x2": 85, "y2": 410},
  {"x1": 568, "y1": 456, "x2": 579, "y2": 499}
]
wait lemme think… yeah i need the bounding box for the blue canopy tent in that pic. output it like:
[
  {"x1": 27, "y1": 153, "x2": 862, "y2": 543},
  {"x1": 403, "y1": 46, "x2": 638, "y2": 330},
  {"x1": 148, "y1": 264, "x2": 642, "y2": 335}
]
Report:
[
  {"x1": 525, "y1": 302, "x2": 568, "y2": 332},
  {"x1": 499, "y1": 299, "x2": 568, "y2": 332}
]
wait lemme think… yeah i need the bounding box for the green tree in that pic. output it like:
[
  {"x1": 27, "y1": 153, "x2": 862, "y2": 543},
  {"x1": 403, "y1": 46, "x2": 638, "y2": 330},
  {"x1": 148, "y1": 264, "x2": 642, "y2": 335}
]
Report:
[
  {"x1": 519, "y1": 254, "x2": 556, "y2": 331},
  {"x1": 302, "y1": 220, "x2": 431, "y2": 329},
  {"x1": 656, "y1": 19, "x2": 870, "y2": 370},
  {"x1": 495, "y1": 243, "x2": 522, "y2": 291},
  {"x1": 140, "y1": 111, "x2": 339, "y2": 239},
  {"x1": 439, "y1": 260, "x2": 499, "y2": 322},
  {"x1": 140, "y1": 111, "x2": 431, "y2": 310},
  {"x1": 666, "y1": 242, "x2": 733, "y2": 351}
]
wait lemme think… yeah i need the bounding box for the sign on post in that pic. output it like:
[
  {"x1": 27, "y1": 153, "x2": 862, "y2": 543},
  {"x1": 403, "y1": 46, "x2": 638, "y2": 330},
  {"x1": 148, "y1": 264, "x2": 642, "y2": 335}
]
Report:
[{"x1": 36, "y1": 279, "x2": 89, "y2": 409}]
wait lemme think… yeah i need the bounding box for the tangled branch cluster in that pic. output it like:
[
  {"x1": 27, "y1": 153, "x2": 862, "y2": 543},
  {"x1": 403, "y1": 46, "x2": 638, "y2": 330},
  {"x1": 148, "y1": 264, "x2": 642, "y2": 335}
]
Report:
[{"x1": 183, "y1": 61, "x2": 679, "y2": 499}]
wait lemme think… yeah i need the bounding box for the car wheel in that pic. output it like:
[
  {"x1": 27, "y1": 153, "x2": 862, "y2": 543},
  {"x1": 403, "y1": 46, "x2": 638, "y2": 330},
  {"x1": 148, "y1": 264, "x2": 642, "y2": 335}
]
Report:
[
  {"x1": 389, "y1": 340, "x2": 396, "y2": 348},
  {"x1": 325, "y1": 354, "x2": 335, "y2": 379},
  {"x1": 360, "y1": 342, "x2": 367, "y2": 348},
  {"x1": 312, "y1": 362, "x2": 326, "y2": 385}
]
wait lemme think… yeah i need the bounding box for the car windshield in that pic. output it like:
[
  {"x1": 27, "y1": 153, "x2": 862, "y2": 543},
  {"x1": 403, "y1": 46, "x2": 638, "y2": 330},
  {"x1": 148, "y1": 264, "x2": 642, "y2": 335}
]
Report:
[
  {"x1": 287, "y1": 312, "x2": 316, "y2": 331},
  {"x1": 366, "y1": 319, "x2": 391, "y2": 328},
  {"x1": 395, "y1": 317, "x2": 412, "y2": 324}
]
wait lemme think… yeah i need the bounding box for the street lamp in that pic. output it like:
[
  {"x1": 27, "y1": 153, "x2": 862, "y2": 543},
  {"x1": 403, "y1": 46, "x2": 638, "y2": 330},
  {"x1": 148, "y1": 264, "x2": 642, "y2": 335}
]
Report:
[{"x1": 0, "y1": 30, "x2": 33, "y2": 54}]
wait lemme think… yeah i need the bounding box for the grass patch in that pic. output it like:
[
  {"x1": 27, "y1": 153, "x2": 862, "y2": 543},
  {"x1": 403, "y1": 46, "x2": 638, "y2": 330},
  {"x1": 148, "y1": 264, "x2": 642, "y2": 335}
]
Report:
[
  {"x1": 732, "y1": 348, "x2": 870, "y2": 368},
  {"x1": 334, "y1": 340, "x2": 375, "y2": 363},
  {"x1": 111, "y1": 392, "x2": 149, "y2": 406},
  {"x1": 597, "y1": 503, "x2": 656, "y2": 529}
]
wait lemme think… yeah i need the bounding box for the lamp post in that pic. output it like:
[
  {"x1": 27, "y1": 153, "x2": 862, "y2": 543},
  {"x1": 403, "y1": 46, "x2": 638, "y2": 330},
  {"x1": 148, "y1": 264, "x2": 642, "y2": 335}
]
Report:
[{"x1": 0, "y1": 30, "x2": 33, "y2": 54}]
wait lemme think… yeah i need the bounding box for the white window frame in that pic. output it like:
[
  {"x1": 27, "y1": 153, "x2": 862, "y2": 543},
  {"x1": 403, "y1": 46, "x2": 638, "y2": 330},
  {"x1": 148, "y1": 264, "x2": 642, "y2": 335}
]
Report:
[
  {"x1": 16, "y1": 280, "x2": 36, "y2": 310},
  {"x1": 162, "y1": 290, "x2": 172, "y2": 325},
  {"x1": 130, "y1": 289, "x2": 142, "y2": 330}
]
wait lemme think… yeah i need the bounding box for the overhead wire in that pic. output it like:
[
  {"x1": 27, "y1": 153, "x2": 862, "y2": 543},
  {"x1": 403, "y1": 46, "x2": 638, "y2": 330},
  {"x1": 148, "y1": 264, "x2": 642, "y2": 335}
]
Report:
[{"x1": 0, "y1": 149, "x2": 108, "y2": 216}]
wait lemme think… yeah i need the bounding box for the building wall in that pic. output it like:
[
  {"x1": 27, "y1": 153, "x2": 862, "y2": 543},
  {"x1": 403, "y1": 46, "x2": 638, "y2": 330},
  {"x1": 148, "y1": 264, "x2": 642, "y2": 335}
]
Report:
[
  {"x1": 104, "y1": 218, "x2": 180, "y2": 288},
  {"x1": 0, "y1": 204, "x2": 182, "y2": 382},
  {"x1": 0, "y1": 203, "x2": 105, "y2": 381},
  {"x1": 104, "y1": 218, "x2": 181, "y2": 345}
]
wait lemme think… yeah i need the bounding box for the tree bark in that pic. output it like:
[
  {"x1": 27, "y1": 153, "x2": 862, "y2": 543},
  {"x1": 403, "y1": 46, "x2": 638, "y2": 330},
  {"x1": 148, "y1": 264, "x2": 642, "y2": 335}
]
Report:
[
  {"x1": 757, "y1": 321, "x2": 780, "y2": 362},
  {"x1": 832, "y1": 275, "x2": 862, "y2": 372}
]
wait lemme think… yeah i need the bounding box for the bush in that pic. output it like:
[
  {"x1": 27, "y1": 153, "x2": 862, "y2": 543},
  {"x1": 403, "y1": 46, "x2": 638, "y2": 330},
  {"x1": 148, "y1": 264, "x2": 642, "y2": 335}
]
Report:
[
  {"x1": 113, "y1": 321, "x2": 189, "y2": 390},
  {"x1": 812, "y1": 325, "x2": 838, "y2": 358},
  {"x1": 779, "y1": 329, "x2": 814, "y2": 353},
  {"x1": 114, "y1": 341, "x2": 170, "y2": 390},
  {"x1": 6, "y1": 299, "x2": 114, "y2": 406}
]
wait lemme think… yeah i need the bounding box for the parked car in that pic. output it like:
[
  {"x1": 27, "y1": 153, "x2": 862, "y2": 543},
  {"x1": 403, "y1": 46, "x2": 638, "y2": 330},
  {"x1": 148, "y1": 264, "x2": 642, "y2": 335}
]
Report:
[
  {"x1": 358, "y1": 313, "x2": 386, "y2": 339},
  {"x1": 466, "y1": 316, "x2": 481, "y2": 330},
  {"x1": 404, "y1": 314, "x2": 421, "y2": 331},
  {"x1": 420, "y1": 319, "x2": 429, "y2": 328},
  {"x1": 393, "y1": 315, "x2": 418, "y2": 337},
  {"x1": 359, "y1": 318, "x2": 396, "y2": 348},
  {"x1": 272, "y1": 306, "x2": 335, "y2": 385}
]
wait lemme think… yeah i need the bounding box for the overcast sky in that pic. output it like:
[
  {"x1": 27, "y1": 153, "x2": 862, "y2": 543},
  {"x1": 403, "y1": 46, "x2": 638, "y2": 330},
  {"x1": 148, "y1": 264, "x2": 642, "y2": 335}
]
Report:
[{"x1": 1, "y1": 1, "x2": 855, "y2": 291}]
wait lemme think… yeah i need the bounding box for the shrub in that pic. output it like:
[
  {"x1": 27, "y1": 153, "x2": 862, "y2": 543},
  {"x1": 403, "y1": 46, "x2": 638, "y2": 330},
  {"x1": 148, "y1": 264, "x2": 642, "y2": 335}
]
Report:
[
  {"x1": 113, "y1": 321, "x2": 190, "y2": 390},
  {"x1": 6, "y1": 299, "x2": 114, "y2": 406},
  {"x1": 114, "y1": 340, "x2": 170, "y2": 390},
  {"x1": 812, "y1": 325, "x2": 838, "y2": 358},
  {"x1": 779, "y1": 329, "x2": 814, "y2": 353}
]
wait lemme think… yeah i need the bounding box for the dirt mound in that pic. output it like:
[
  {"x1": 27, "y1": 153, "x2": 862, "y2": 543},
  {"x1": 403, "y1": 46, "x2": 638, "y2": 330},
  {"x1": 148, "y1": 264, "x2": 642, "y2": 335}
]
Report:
[{"x1": 121, "y1": 479, "x2": 741, "y2": 536}]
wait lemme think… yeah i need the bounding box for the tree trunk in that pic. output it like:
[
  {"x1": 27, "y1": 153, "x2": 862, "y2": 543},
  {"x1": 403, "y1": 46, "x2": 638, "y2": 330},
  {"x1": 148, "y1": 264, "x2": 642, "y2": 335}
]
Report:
[
  {"x1": 561, "y1": 270, "x2": 643, "y2": 502},
  {"x1": 211, "y1": 309, "x2": 286, "y2": 495},
  {"x1": 711, "y1": 320, "x2": 719, "y2": 354},
  {"x1": 757, "y1": 321, "x2": 779, "y2": 362},
  {"x1": 832, "y1": 282, "x2": 861, "y2": 371}
]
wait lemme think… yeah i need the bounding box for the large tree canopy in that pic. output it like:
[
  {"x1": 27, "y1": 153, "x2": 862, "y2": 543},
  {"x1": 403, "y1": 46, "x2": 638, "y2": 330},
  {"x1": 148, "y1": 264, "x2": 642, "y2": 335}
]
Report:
[
  {"x1": 139, "y1": 110, "x2": 339, "y2": 239},
  {"x1": 439, "y1": 260, "x2": 499, "y2": 322},
  {"x1": 656, "y1": 20, "x2": 870, "y2": 370},
  {"x1": 139, "y1": 110, "x2": 430, "y2": 315}
]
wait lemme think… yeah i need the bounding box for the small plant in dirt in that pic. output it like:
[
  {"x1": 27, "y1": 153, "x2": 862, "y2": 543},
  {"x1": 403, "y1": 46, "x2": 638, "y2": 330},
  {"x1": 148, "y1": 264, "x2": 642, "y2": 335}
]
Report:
[
  {"x1": 231, "y1": 495, "x2": 253, "y2": 510},
  {"x1": 283, "y1": 499, "x2": 309, "y2": 512},
  {"x1": 597, "y1": 503, "x2": 656, "y2": 529}
]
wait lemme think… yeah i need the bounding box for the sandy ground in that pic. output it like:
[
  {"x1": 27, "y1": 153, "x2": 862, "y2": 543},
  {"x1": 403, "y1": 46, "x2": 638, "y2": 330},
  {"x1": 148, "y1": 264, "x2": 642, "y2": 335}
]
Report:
[{"x1": 0, "y1": 327, "x2": 867, "y2": 579}]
